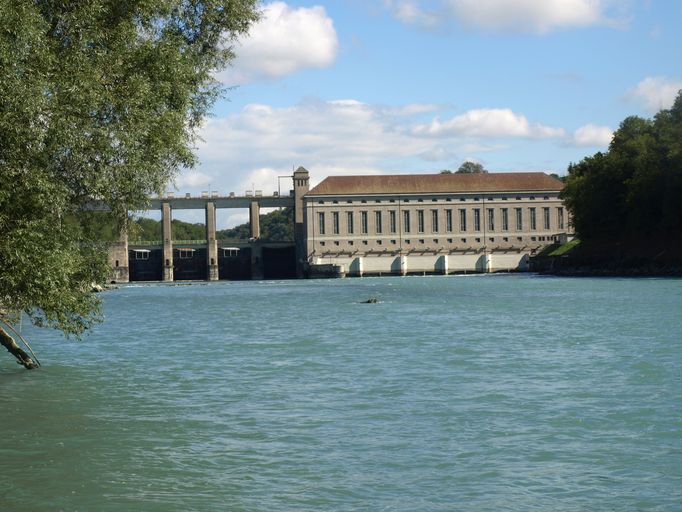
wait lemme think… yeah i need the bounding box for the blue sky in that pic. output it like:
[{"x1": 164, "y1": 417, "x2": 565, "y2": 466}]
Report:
[{"x1": 170, "y1": 0, "x2": 682, "y2": 226}]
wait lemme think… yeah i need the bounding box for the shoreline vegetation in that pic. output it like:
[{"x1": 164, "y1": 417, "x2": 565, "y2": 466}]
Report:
[
  {"x1": 555, "y1": 91, "x2": 682, "y2": 277},
  {"x1": 532, "y1": 237, "x2": 682, "y2": 277}
]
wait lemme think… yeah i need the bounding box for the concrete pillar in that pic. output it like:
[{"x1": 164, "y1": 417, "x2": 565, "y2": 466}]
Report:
[
  {"x1": 293, "y1": 167, "x2": 310, "y2": 278},
  {"x1": 162, "y1": 202, "x2": 173, "y2": 281},
  {"x1": 400, "y1": 254, "x2": 408, "y2": 276},
  {"x1": 206, "y1": 202, "x2": 218, "y2": 281},
  {"x1": 357, "y1": 256, "x2": 364, "y2": 277},
  {"x1": 251, "y1": 243, "x2": 264, "y2": 280},
  {"x1": 441, "y1": 254, "x2": 449, "y2": 275},
  {"x1": 108, "y1": 217, "x2": 129, "y2": 283},
  {"x1": 485, "y1": 252, "x2": 492, "y2": 273},
  {"x1": 249, "y1": 201, "x2": 260, "y2": 239}
]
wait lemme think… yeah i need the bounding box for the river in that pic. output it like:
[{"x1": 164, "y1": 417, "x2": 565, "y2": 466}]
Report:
[{"x1": 1, "y1": 275, "x2": 681, "y2": 511}]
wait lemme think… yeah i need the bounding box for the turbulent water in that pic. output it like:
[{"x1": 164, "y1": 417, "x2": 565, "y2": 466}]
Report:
[{"x1": 1, "y1": 275, "x2": 681, "y2": 511}]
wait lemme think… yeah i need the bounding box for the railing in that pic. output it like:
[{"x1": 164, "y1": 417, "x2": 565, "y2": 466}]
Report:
[{"x1": 128, "y1": 238, "x2": 295, "y2": 246}]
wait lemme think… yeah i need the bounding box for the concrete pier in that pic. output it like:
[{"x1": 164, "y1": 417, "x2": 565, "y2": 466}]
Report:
[
  {"x1": 108, "y1": 219, "x2": 130, "y2": 283},
  {"x1": 162, "y1": 202, "x2": 174, "y2": 282},
  {"x1": 206, "y1": 202, "x2": 218, "y2": 281},
  {"x1": 293, "y1": 167, "x2": 310, "y2": 277},
  {"x1": 249, "y1": 201, "x2": 260, "y2": 239}
]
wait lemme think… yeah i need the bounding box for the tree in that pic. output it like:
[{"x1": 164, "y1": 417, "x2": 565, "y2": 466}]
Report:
[
  {"x1": 561, "y1": 90, "x2": 682, "y2": 241},
  {"x1": 456, "y1": 161, "x2": 487, "y2": 174},
  {"x1": 0, "y1": 1, "x2": 259, "y2": 368},
  {"x1": 217, "y1": 207, "x2": 294, "y2": 241}
]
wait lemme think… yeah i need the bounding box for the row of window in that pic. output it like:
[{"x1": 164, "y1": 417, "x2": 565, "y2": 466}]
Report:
[
  {"x1": 317, "y1": 235, "x2": 558, "y2": 247},
  {"x1": 317, "y1": 207, "x2": 565, "y2": 236},
  {"x1": 317, "y1": 195, "x2": 555, "y2": 205}
]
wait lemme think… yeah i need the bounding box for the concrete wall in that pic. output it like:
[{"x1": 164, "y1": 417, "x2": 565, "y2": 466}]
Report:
[{"x1": 304, "y1": 188, "x2": 571, "y2": 275}]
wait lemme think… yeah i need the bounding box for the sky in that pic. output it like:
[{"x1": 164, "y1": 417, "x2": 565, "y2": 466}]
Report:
[{"x1": 166, "y1": 0, "x2": 682, "y2": 227}]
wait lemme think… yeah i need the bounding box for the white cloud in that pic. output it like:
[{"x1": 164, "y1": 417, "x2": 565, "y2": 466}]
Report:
[
  {"x1": 218, "y1": 2, "x2": 338, "y2": 84},
  {"x1": 571, "y1": 124, "x2": 613, "y2": 146},
  {"x1": 384, "y1": 0, "x2": 442, "y2": 29},
  {"x1": 385, "y1": 0, "x2": 624, "y2": 33},
  {"x1": 448, "y1": 0, "x2": 603, "y2": 33},
  {"x1": 627, "y1": 76, "x2": 682, "y2": 113},
  {"x1": 190, "y1": 99, "x2": 573, "y2": 206},
  {"x1": 413, "y1": 108, "x2": 565, "y2": 138},
  {"x1": 175, "y1": 171, "x2": 213, "y2": 188}
]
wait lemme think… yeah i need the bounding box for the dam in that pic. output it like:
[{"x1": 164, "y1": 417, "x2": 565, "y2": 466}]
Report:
[{"x1": 108, "y1": 168, "x2": 310, "y2": 283}]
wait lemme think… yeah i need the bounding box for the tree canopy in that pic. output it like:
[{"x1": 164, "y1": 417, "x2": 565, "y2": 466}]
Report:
[
  {"x1": 0, "y1": 0, "x2": 259, "y2": 367},
  {"x1": 456, "y1": 161, "x2": 487, "y2": 174},
  {"x1": 561, "y1": 91, "x2": 682, "y2": 240}
]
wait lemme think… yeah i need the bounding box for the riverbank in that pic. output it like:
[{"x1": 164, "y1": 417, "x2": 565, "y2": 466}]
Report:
[{"x1": 531, "y1": 235, "x2": 682, "y2": 277}]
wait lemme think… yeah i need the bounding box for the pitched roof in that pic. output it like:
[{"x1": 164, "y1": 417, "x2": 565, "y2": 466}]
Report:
[{"x1": 307, "y1": 172, "x2": 563, "y2": 196}]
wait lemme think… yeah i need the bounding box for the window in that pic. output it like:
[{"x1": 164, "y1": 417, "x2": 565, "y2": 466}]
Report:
[
  {"x1": 389, "y1": 210, "x2": 397, "y2": 233},
  {"x1": 134, "y1": 250, "x2": 150, "y2": 260},
  {"x1": 375, "y1": 211, "x2": 382, "y2": 234},
  {"x1": 501, "y1": 208, "x2": 508, "y2": 231},
  {"x1": 543, "y1": 207, "x2": 550, "y2": 230},
  {"x1": 474, "y1": 208, "x2": 481, "y2": 231},
  {"x1": 403, "y1": 210, "x2": 411, "y2": 233},
  {"x1": 459, "y1": 209, "x2": 467, "y2": 232},
  {"x1": 431, "y1": 210, "x2": 439, "y2": 233},
  {"x1": 557, "y1": 207, "x2": 565, "y2": 230},
  {"x1": 446, "y1": 209, "x2": 453, "y2": 232},
  {"x1": 318, "y1": 212, "x2": 325, "y2": 235},
  {"x1": 332, "y1": 212, "x2": 339, "y2": 235},
  {"x1": 361, "y1": 211, "x2": 368, "y2": 234},
  {"x1": 487, "y1": 208, "x2": 495, "y2": 231},
  {"x1": 530, "y1": 208, "x2": 536, "y2": 230},
  {"x1": 178, "y1": 248, "x2": 194, "y2": 259},
  {"x1": 515, "y1": 208, "x2": 522, "y2": 231},
  {"x1": 418, "y1": 210, "x2": 425, "y2": 233},
  {"x1": 347, "y1": 211, "x2": 354, "y2": 234}
]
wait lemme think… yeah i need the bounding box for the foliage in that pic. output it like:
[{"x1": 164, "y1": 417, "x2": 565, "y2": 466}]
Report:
[
  {"x1": 456, "y1": 161, "x2": 487, "y2": 174},
  {"x1": 0, "y1": 1, "x2": 259, "y2": 337},
  {"x1": 218, "y1": 207, "x2": 294, "y2": 241},
  {"x1": 124, "y1": 207, "x2": 294, "y2": 242},
  {"x1": 561, "y1": 91, "x2": 682, "y2": 240},
  {"x1": 537, "y1": 239, "x2": 581, "y2": 257}
]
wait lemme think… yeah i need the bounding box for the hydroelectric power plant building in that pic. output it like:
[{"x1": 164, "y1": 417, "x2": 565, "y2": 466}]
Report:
[
  {"x1": 109, "y1": 167, "x2": 571, "y2": 282},
  {"x1": 304, "y1": 171, "x2": 569, "y2": 276}
]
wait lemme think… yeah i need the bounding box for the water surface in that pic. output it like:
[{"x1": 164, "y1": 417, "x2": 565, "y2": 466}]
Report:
[{"x1": 1, "y1": 275, "x2": 681, "y2": 511}]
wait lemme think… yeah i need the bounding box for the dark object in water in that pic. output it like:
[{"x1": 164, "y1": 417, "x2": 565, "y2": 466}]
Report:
[{"x1": 362, "y1": 297, "x2": 378, "y2": 304}]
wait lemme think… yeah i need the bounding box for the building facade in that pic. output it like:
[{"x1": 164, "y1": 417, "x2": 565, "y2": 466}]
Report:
[{"x1": 302, "y1": 172, "x2": 571, "y2": 276}]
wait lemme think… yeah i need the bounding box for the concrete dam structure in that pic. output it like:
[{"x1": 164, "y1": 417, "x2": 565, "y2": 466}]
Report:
[
  {"x1": 108, "y1": 168, "x2": 573, "y2": 282},
  {"x1": 108, "y1": 168, "x2": 310, "y2": 283}
]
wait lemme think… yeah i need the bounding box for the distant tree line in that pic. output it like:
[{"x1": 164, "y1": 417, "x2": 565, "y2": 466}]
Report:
[
  {"x1": 561, "y1": 91, "x2": 682, "y2": 241},
  {"x1": 127, "y1": 207, "x2": 294, "y2": 242}
]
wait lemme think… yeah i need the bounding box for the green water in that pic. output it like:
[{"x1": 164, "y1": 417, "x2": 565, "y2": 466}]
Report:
[{"x1": 1, "y1": 275, "x2": 681, "y2": 511}]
